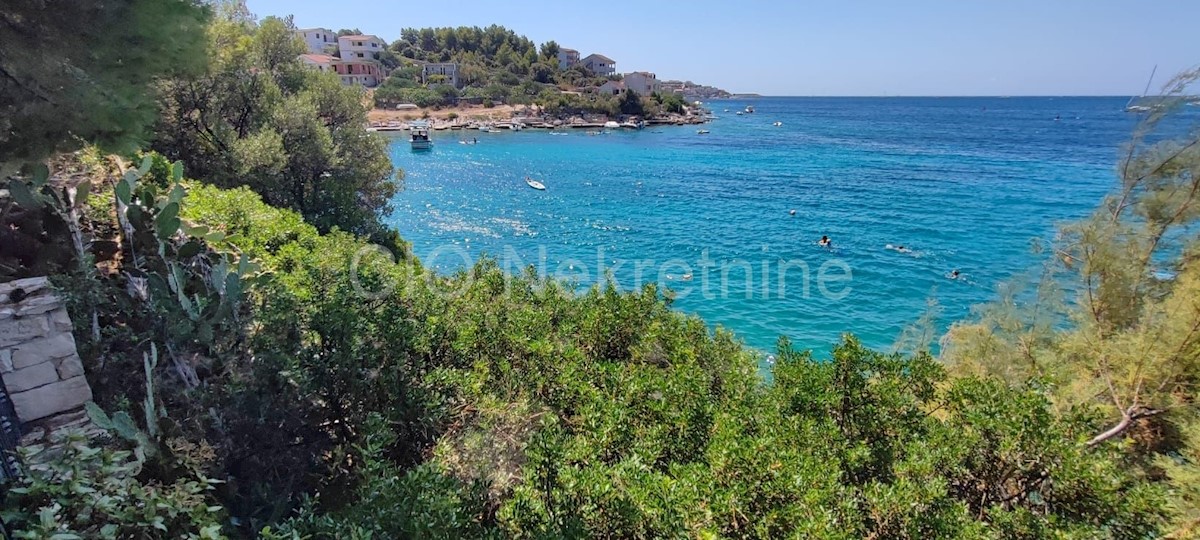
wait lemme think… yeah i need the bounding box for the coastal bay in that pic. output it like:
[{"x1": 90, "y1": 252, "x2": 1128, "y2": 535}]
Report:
[{"x1": 388, "y1": 96, "x2": 1137, "y2": 353}]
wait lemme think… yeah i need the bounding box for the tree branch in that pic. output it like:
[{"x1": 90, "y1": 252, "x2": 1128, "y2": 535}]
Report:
[{"x1": 1086, "y1": 406, "x2": 1164, "y2": 447}]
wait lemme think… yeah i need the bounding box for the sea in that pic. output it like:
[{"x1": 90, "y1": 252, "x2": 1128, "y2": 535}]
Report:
[{"x1": 385, "y1": 97, "x2": 1144, "y2": 357}]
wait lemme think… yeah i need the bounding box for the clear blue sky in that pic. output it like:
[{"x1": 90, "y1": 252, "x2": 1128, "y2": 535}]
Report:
[{"x1": 247, "y1": 0, "x2": 1198, "y2": 96}]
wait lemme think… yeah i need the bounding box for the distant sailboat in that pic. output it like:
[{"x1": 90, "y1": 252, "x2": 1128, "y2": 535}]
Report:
[{"x1": 1125, "y1": 65, "x2": 1158, "y2": 113}]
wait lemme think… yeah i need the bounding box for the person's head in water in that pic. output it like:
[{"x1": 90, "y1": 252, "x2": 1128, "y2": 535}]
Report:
[
  {"x1": 820, "y1": 235, "x2": 830, "y2": 245},
  {"x1": 951, "y1": 269, "x2": 960, "y2": 278}
]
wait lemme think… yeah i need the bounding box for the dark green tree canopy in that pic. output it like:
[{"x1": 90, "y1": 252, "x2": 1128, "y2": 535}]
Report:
[
  {"x1": 0, "y1": 0, "x2": 209, "y2": 168},
  {"x1": 153, "y1": 14, "x2": 399, "y2": 245}
]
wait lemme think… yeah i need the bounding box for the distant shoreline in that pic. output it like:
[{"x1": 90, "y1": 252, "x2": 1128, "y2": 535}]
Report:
[{"x1": 367, "y1": 103, "x2": 709, "y2": 132}]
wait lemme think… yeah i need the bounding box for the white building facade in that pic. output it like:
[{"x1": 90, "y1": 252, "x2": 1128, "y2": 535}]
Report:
[
  {"x1": 598, "y1": 80, "x2": 625, "y2": 95},
  {"x1": 623, "y1": 72, "x2": 659, "y2": 95},
  {"x1": 299, "y1": 54, "x2": 337, "y2": 72},
  {"x1": 557, "y1": 48, "x2": 580, "y2": 70},
  {"x1": 422, "y1": 63, "x2": 460, "y2": 88},
  {"x1": 337, "y1": 34, "x2": 387, "y2": 61},
  {"x1": 582, "y1": 54, "x2": 616, "y2": 76},
  {"x1": 296, "y1": 27, "x2": 337, "y2": 55}
]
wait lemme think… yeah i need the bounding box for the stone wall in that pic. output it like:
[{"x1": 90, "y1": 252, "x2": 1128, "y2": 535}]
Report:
[{"x1": 0, "y1": 277, "x2": 92, "y2": 423}]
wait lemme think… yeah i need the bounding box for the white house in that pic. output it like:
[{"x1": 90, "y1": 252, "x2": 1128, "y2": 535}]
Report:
[
  {"x1": 598, "y1": 80, "x2": 625, "y2": 95},
  {"x1": 582, "y1": 53, "x2": 616, "y2": 76},
  {"x1": 623, "y1": 72, "x2": 659, "y2": 95},
  {"x1": 337, "y1": 34, "x2": 387, "y2": 61},
  {"x1": 557, "y1": 48, "x2": 580, "y2": 70},
  {"x1": 296, "y1": 27, "x2": 337, "y2": 55},
  {"x1": 298, "y1": 54, "x2": 337, "y2": 73},
  {"x1": 422, "y1": 62, "x2": 460, "y2": 88}
]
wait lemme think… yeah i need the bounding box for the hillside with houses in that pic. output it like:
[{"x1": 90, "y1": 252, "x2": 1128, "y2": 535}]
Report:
[{"x1": 292, "y1": 24, "x2": 731, "y2": 121}]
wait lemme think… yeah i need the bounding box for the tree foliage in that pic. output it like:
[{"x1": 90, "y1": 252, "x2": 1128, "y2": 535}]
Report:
[
  {"x1": 942, "y1": 68, "x2": 1200, "y2": 536},
  {"x1": 152, "y1": 15, "x2": 400, "y2": 246},
  {"x1": 0, "y1": 0, "x2": 209, "y2": 170}
]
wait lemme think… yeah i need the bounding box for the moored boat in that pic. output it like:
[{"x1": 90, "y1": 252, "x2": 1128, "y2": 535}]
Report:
[{"x1": 409, "y1": 121, "x2": 432, "y2": 150}]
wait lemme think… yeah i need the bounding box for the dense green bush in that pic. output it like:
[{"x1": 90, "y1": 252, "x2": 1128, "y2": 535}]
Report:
[
  {"x1": 165, "y1": 183, "x2": 1167, "y2": 538},
  {"x1": 3, "y1": 431, "x2": 225, "y2": 539}
]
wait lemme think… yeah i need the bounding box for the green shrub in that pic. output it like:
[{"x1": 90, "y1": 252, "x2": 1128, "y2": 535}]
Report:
[{"x1": 3, "y1": 430, "x2": 225, "y2": 539}]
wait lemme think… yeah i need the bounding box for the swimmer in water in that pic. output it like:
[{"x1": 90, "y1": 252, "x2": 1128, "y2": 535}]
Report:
[
  {"x1": 819, "y1": 235, "x2": 831, "y2": 247},
  {"x1": 949, "y1": 269, "x2": 961, "y2": 280},
  {"x1": 789, "y1": 209, "x2": 796, "y2": 216}
]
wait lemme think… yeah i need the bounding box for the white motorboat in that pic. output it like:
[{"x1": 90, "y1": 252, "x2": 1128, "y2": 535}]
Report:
[
  {"x1": 697, "y1": 129, "x2": 710, "y2": 134},
  {"x1": 409, "y1": 121, "x2": 432, "y2": 150},
  {"x1": 525, "y1": 177, "x2": 546, "y2": 190}
]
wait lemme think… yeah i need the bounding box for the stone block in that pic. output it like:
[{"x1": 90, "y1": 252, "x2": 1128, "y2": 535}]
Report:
[
  {"x1": 14, "y1": 295, "x2": 62, "y2": 317},
  {"x1": 3, "y1": 361, "x2": 58, "y2": 393},
  {"x1": 50, "y1": 309, "x2": 74, "y2": 332},
  {"x1": 0, "y1": 277, "x2": 50, "y2": 300},
  {"x1": 0, "y1": 348, "x2": 11, "y2": 373},
  {"x1": 11, "y1": 375, "x2": 92, "y2": 422},
  {"x1": 0, "y1": 316, "x2": 50, "y2": 348},
  {"x1": 55, "y1": 354, "x2": 85, "y2": 379},
  {"x1": 11, "y1": 332, "x2": 77, "y2": 370}
]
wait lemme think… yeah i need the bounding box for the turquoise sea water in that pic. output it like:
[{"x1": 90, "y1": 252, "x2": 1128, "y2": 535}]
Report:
[{"x1": 386, "y1": 97, "x2": 1139, "y2": 355}]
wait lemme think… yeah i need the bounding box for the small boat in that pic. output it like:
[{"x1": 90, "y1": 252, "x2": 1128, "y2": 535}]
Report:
[
  {"x1": 773, "y1": 121, "x2": 783, "y2": 127},
  {"x1": 697, "y1": 129, "x2": 710, "y2": 134},
  {"x1": 525, "y1": 177, "x2": 546, "y2": 190},
  {"x1": 409, "y1": 121, "x2": 432, "y2": 150},
  {"x1": 735, "y1": 111, "x2": 744, "y2": 116},
  {"x1": 744, "y1": 105, "x2": 755, "y2": 113}
]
